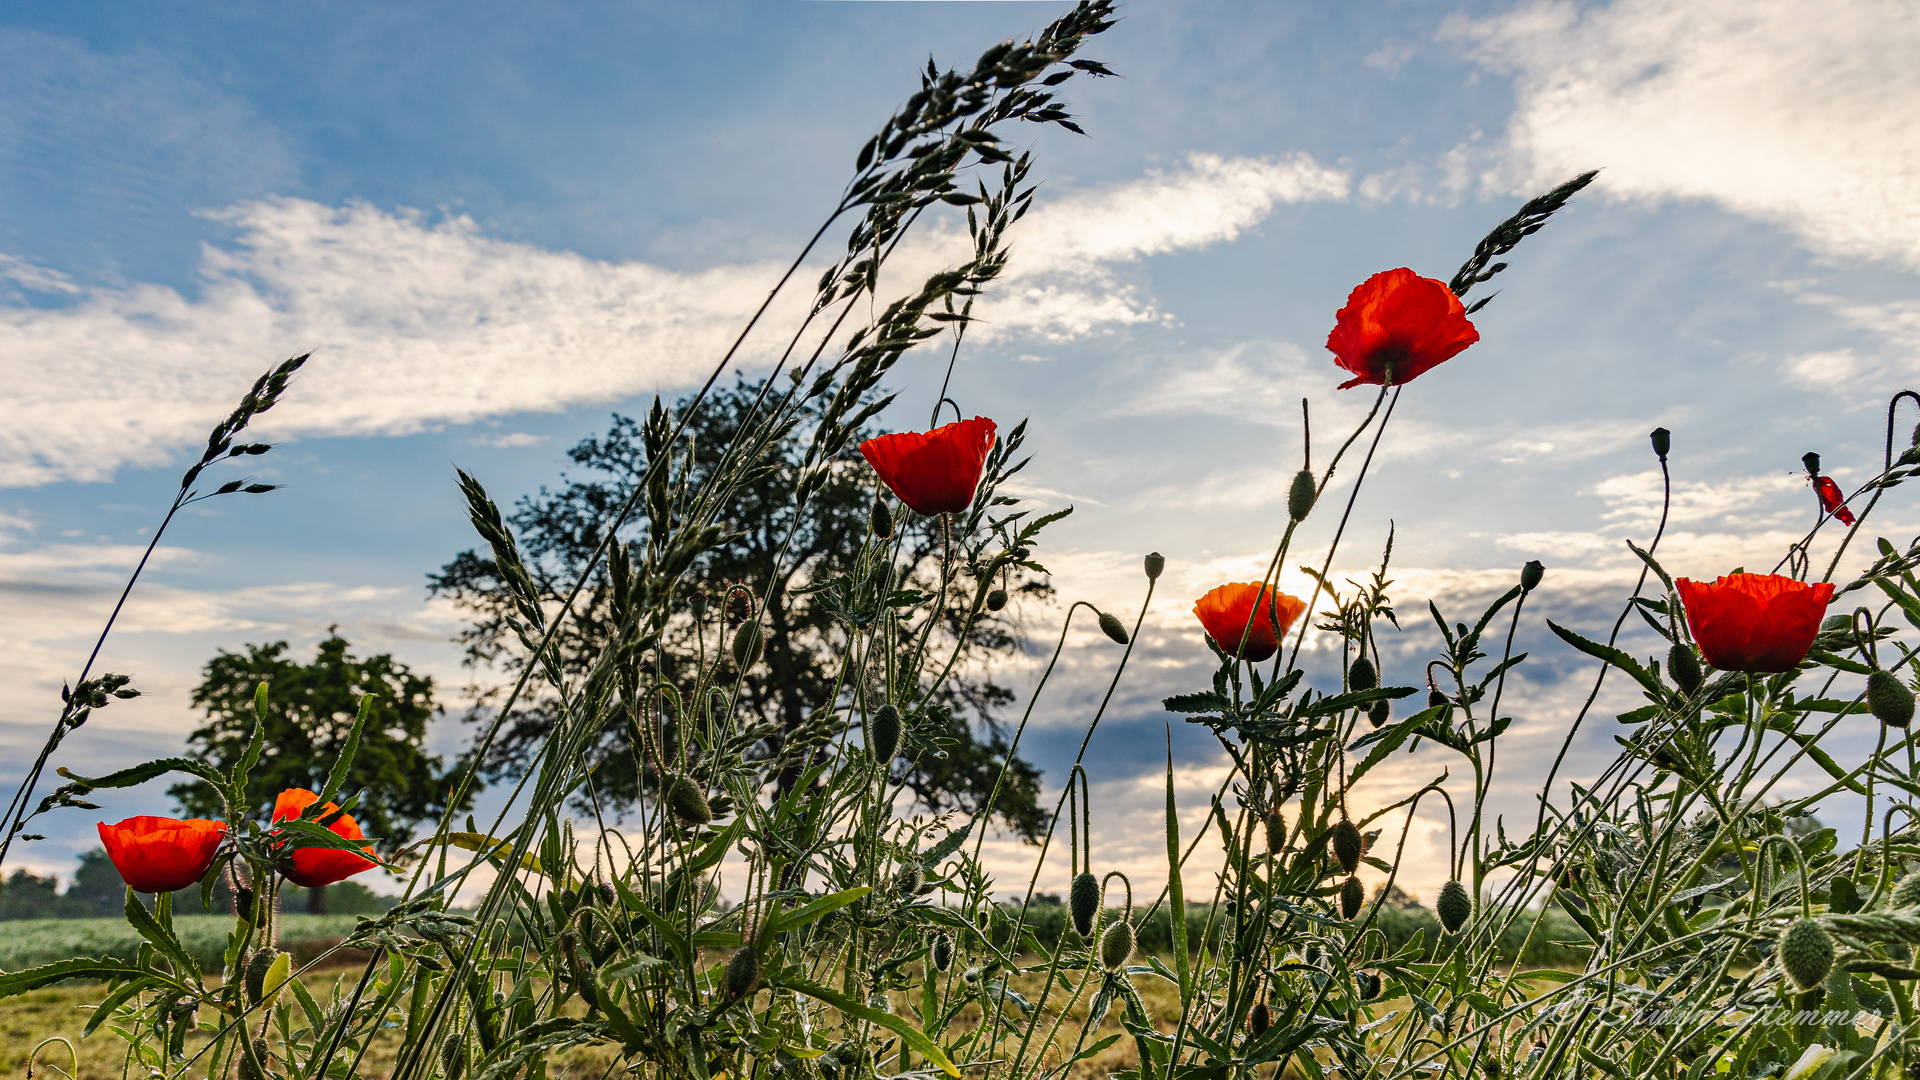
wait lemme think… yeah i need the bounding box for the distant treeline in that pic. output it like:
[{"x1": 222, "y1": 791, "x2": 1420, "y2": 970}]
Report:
[{"x1": 0, "y1": 849, "x2": 395, "y2": 920}]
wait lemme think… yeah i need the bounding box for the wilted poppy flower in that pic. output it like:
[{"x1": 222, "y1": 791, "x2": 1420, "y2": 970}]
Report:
[
  {"x1": 96, "y1": 815, "x2": 226, "y2": 894},
  {"x1": 859, "y1": 417, "x2": 997, "y2": 516},
  {"x1": 1814, "y1": 476, "x2": 1856, "y2": 526},
  {"x1": 1193, "y1": 583, "x2": 1309, "y2": 663},
  {"x1": 272, "y1": 788, "x2": 376, "y2": 887},
  {"x1": 1674, "y1": 573, "x2": 1835, "y2": 673},
  {"x1": 1325, "y1": 268, "x2": 1480, "y2": 390}
]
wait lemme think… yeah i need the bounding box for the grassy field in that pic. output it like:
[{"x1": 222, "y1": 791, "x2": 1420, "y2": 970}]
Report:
[{"x1": 0, "y1": 914, "x2": 369, "y2": 974}]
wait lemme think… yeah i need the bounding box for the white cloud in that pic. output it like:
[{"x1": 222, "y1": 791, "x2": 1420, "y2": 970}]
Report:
[
  {"x1": 1449, "y1": 0, "x2": 1920, "y2": 269},
  {"x1": 0, "y1": 154, "x2": 1348, "y2": 488}
]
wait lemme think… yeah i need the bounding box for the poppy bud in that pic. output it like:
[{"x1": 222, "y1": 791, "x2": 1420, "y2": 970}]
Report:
[
  {"x1": 1288, "y1": 470, "x2": 1316, "y2": 522},
  {"x1": 597, "y1": 881, "x2": 617, "y2": 906},
  {"x1": 868, "y1": 704, "x2": 902, "y2": 763},
  {"x1": 1098, "y1": 611, "x2": 1130, "y2": 645},
  {"x1": 870, "y1": 498, "x2": 894, "y2": 539},
  {"x1": 1332, "y1": 820, "x2": 1363, "y2": 875},
  {"x1": 893, "y1": 863, "x2": 923, "y2": 898},
  {"x1": 245, "y1": 948, "x2": 279, "y2": 1006},
  {"x1": 240, "y1": 1038, "x2": 271, "y2": 1080},
  {"x1": 559, "y1": 886, "x2": 580, "y2": 914},
  {"x1": 1367, "y1": 699, "x2": 1390, "y2": 728},
  {"x1": 1650, "y1": 428, "x2": 1671, "y2": 462},
  {"x1": 1340, "y1": 876, "x2": 1365, "y2": 920},
  {"x1": 1520, "y1": 560, "x2": 1544, "y2": 594},
  {"x1": 986, "y1": 589, "x2": 1008, "y2": 612},
  {"x1": 667, "y1": 777, "x2": 712, "y2": 825},
  {"x1": 1428, "y1": 689, "x2": 1448, "y2": 710},
  {"x1": 1248, "y1": 1002, "x2": 1270, "y2": 1036},
  {"x1": 931, "y1": 933, "x2": 954, "y2": 971},
  {"x1": 1070, "y1": 872, "x2": 1101, "y2": 939},
  {"x1": 1777, "y1": 916, "x2": 1834, "y2": 991},
  {"x1": 1144, "y1": 552, "x2": 1165, "y2": 581},
  {"x1": 1263, "y1": 810, "x2": 1286, "y2": 854},
  {"x1": 1437, "y1": 880, "x2": 1472, "y2": 934},
  {"x1": 1358, "y1": 971, "x2": 1382, "y2": 1001},
  {"x1": 235, "y1": 885, "x2": 256, "y2": 921},
  {"x1": 1870, "y1": 669, "x2": 1915, "y2": 728},
  {"x1": 1483, "y1": 1053, "x2": 1501, "y2": 1078},
  {"x1": 731, "y1": 621, "x2": 764, "y2": 672},
  {"x1": 1347, "y1": 657, "x2": 1377, "y2": 692},
  {"x1": 441, "y1": 1032, "x2": 468, "y2": 1080},
  {"x1": 1668, "y1": 644, "x2": 1703, "y2": 695},
  {"x1": 1892, "y1": 872, "x2": 1920, "y2": 908},
  {"x1": 724, "y1": 946, "x2": 762, "y2": 999},
  {"x1": 1802, "y1": 451, "x2": 1822, "y2": 477},
  {"x1": 1099, "y1": 920, "x2": 1135, "y2": 970}
]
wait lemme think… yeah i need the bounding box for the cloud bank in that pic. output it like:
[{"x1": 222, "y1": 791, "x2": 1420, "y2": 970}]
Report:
[{"x1": 0, "y1": 153, "x2": 1347, "y2": 488}]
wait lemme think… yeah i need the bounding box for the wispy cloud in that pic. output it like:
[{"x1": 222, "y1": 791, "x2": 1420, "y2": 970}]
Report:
[{"x1": 0, "y1": 154, "x2": 1348, "y2": 488}]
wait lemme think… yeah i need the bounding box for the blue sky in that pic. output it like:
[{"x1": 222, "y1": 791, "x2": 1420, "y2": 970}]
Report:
[{"x1": 2, "y1": 0, "x2": 1917, "y2": 899}]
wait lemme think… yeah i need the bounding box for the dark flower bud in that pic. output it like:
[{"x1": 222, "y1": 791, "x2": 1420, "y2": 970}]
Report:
[
  {"x1": 667, "y1": 777, "x2": 712, "y2": 825},
  {"x1": 1802, "y1": 451, "x2": 1822, "y2": 477},
  {"x1": 1144, "y1": 552, "x2": 1165, "y2": 581},
  {"x1": 931, "y1": 933, "x2": 954, "y2": 971},
  {"x1": 1668, "y1": 644, "x2": 1703, "y2": 695},
  {"x1": 1367, "y1": 699, "x2": 1390, "y2": 728},
  {"x1": 1358, "y1": 971, "x2": 1382, "y2": 1001},
  {"x1": 1437, "y1": 880, "x2": 1472, "y2": 934},
  {"x1": 1777, "y1": 916, "x2": 1833, "y2": 991},
  {"x1": 1099, "y1": 920, "x2": 1135, "y2": 970},
  {"x1": 240, "y1": 1039, "x2": 271, "y2": 1080},
  {"x1": 986, "y1": 589, "x2": 1008, "y2": 612},
  {"x1": 440, "y1": 1032, "x2": 468, "y2": 1080},
  {"x1": 869, "y1": 704, "x2": 902, "y2": 763},
  {"x1": 1248, "y1": 1002, "x2": 1270, "y2": 1036},
  {"x1": 1070, "y1": 872, "x2": 1101, "y2": 939},
  {"x1": 893, "y1": 863, "x2": 924, "y2": 898},
  {"x1": 1347, "y1": 657, "x2": 1377, "y2": 692},
  {"x1": 1340, "y1": 876, "x2": 1365, "y2": 920},
  {"x1": 724, "y1": 946, "x2": 762, "y2": 999},
  {"x1": 1650, "y1": 428, "x2": 1671, "y2": 462},
  {"x1": 559, "y1": 887, "x2": 580, "y2": 914},
  {"x1": 731, "y1": 621, "x2": 764, "y2": 672},
  {"x1": 1428, "y1": 689, "x2": 1448, "y2": 710},
  {"x1": 1288, "y1": 470, "x2": 1316, "y2": 522},
  {"x1": 596, "y1": 881, "x2": 617, "y2": 906},
  {"x1": 1263, "y1": 810, "x2": 1285, "y2": 854},
  {"x1": 1098, "y1": 611, "x2": 1130, "y2": 645},
  {"x1": 244, "y1": 948, "x2": 279, "y2": 1006},
  {"x1": 235, "y1": 886, "x2": 256, "y2": 921},
  {"x1": 1332, "y1": 820, "x2": 1363, "y2": 875},
  {"x1": 1869, "y1": 669, "x2": 1915, "y2": 728},
  {"x1": 1520, "y1": 560, "x2": 1544, "y2": 594},
  {"x1": 1483, "y1": 1052, "x2": 1501, "y2": 1078},
  {"x1": 871, "y1": 498, "x2": 895, "y2": 539}
]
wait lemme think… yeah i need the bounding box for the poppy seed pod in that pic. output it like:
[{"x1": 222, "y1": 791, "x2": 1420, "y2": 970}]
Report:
[
  {"x1": 931, "y1": 932, "x2": 954, "y2": 972},
  {"x1": 1070, "y1": 872, "x2": 1101, "y2": 939},
  {"x1": 1347, "y1": 657, "x2": 1377, "y2": 692},
  {"x1": 1437, "y1": 880, "x2": 1472, "y2": 934},
  {"x1": 689, "y1": 590, "x2": 708, "y2": 619},
  {"x1": 1099, "y1": 920, "x2": 1135, "y2": 970},
  {"x1": 441, "y1": 1032, "x2": 468, "y2": 1080},
  {"x1": 1288, "y1": 470, "x2": 1316, "y2": 522},
  {"x1": 1367, "y1": 699, "x2": 1390, "y2": 729},
  {"x1": 732, "y1": 620, "x2": 764, "y2": 672},
  {"x1": 1144, "y1": 552, "x2": 1165, "y2": 581},
  {"x1": 667, "y1": 777, "x2": 712, "y2": 826},
  {"x1": 1332, "y1": 820, "x2": 1363, "y2": 875},
  {"x1": 986, "y1": 589, "x2": 1008, "y2": 612},
  {"x1": 1521, "y1": 560, "x2": 1545, "y2": 594},
  {"x1": 1264, "y1": 810, "x2": 1286, "y2": 854},
  {"x1": 1891, "y1": 872, "x2": 1920, "y2": 908},
  {"x1": 724, "y1": 946, "x2": 762, "y2": 999},
  {"x1": 869, "y1": 704, "x2": 902, "y2": 763},
  {"x1": 1777, "y1": 916, "x2": 1834, "y2": 991},
  {"x1": 870, "y1": 497, "x2": 894, "y2": 539},
  {"x1": 1668, "y1": 644, "x2": 1703, "y2": 696},
  {"x1": 1099, "y1": 611, "x2": 1130, "y2": 645},
  {"x1": 1869, "y1": 669, "x2": 1915, "y2": 728},
  {"x1": 1248, "y1": 1002, "x2": 1270, "y2": 1037},
  {"x1": 1651, "y1": 427, "x2": 1671, "y2": 462},
  {"x1": 1340, "y1": 876, "x2": 1365, "y2": 920},
  {"x1": 1802, "y1": 451, "x2": 1822, "y2": 477}
]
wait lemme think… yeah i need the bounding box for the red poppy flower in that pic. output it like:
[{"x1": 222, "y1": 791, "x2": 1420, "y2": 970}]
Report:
[
  {"x1": 1674, "y1": 573, "x2": 1835, "y2": 673},
  {"x1": 1193, "y1": 583, "x2": 1309, "y2": 663},
  {"x1": 1325, "y1": 268, "x2": 1481, "y2": 390},
  {"x1": 96, "y1": 816, "x2": 226, "y2": 894},
  {"x1": 859, "y1": 417, "x2": 997, "y2": 516},
  {"x1": 272, "y1": 788, "x2": 377, "y2": 887},
  {"x1": 1814, "y1": 476, "x2": 1855, "y2": 526}
]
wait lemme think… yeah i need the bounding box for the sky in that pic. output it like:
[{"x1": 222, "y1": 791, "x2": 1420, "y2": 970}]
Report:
[{"x1": 1, "y1": 0, "x2": 1917, "y2": 904}]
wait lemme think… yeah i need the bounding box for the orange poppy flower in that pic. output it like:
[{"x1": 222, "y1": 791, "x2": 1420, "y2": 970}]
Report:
[
  {"x1": 1814, "y1": 476, "x2": 1855, "y2": 526},
  {"x1": 1325, "y1": 268, "x2": 1480, "y2": 390},
  {"x1": 1674, "y1": 573, "x2": 1835, "y2": 673},
  {"x1": 1193, "y1": 583, "x2": 1308, "y2": 663},
  {"x1": 859, "y1": 417, "x2": 997, "y2": 516},
  {"x1": 272, "y1": 788, "x2": 377, "y2": 887},
  {"x1": 96, "y1": 815, "x2": 226, "y2": 894}
]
